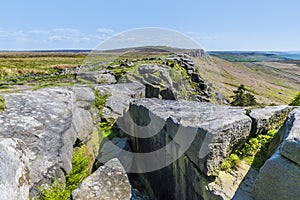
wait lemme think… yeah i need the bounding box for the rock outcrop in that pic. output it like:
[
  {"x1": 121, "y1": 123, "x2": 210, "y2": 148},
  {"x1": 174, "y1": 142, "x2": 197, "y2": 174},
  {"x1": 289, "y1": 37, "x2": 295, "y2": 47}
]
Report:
[
  {"x1": 0, "y1": 137, "x2": 29, "y2": 200},
  {"x1": 252, "y1": 108, "x2": 300, "y2": 200},
  {"x1": 78, "y1": 70, "x2": 117, "y2": 84},
  {"x1": 249, "y1": 105, "x2": 292, "y2": 135},
  {"x1": 0, "y1": 87, "x2": 98, "y2": 198},
  {"x1": 116, "y1": 98, "x2": 252, "y2": 199},
  {"x1": 0, "y1": 82, "x2": 298, "y2": 200},
  {"x1": 113, "y1": 98, "x2": 297, "y2": 200},
  {"x1": 72, "y1": 158, "x2": 131, "y2": 200},
  {"x1": 114, "y1": 55, "x2": 225, "y2": 103}
]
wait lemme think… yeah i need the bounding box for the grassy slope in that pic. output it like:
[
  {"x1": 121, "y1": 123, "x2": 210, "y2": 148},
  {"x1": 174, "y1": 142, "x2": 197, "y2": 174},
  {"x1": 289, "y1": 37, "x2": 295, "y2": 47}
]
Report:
[
  {"x1": 0, "y1": 52, "x2": 86, "y2": 77},
  {"x1": 0, "y1": 50, "x2": 299, "y2": 105},
  {"x1": 195, "y1": 56, "x2": 300, "y2": 105}
]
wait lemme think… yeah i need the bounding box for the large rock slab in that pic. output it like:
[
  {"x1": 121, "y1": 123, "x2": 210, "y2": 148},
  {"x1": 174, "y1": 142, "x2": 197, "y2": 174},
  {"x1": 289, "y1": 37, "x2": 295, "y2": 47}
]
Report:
[
  {"x1": 0, "y1": 87, "x2": 97, "y2": 196},
  {"x1": 0, "y1": 137, "x2": 29, "y2": 200},
  {"x1": 118, "y1": 98, "x2": 252, "y2": 176},
  {"x1": 252, "y1": 150, "x2": 300, "y2": 200},
  {"x1": 249, "y1": 106, "x2": 292, "y2": 135},
  {"x1": 252, "y1": 108, "x2": 300, "y2": 200},
  {"x1": 72, "y1": 158, "x2": 131, "y2": 200}
]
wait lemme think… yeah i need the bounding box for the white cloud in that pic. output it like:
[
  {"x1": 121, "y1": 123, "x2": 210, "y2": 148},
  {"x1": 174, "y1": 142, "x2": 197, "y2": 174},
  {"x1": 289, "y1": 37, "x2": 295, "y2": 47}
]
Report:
[
  {"x1": 0, "y1": 28, "x2": 115, "y2": 49},
  {"x1": 96, "y1": 28, "x2": 114, "y2": 34},
  {"x1": 0, "y1": 30, "x2": 27, "y2": 40}
]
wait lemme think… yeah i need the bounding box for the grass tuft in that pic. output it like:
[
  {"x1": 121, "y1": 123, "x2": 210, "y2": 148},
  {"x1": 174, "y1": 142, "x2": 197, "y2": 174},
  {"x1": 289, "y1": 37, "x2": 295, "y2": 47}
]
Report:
[
  {"x1": 39, "y1": 145, "x2": 93, "y2": 200},
  {"x1": 221, "y1": 128, "x2": 280, "y2": 172},
  {"x1": 0, "y1": 95, "x2": 5, "y2": 112}
]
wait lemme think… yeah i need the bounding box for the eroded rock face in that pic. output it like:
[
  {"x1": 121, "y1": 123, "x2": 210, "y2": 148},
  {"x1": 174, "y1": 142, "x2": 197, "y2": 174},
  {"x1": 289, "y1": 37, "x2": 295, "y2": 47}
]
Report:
[
  {"x1": 0, "y1": 137, "x2": 29, "y2": 200},
  {"x1": 280, "y1": 108, "x2": 300, "y2": 166},
  {"x1": 0, "y1": 87, "x2": 97, "y2": 197},
  {"x1": 124, "y1": 98, "x2": 252, "y2": 176},
  {"x1": 72, "y1": 158, "x2": 132, "y2": 200},
  {"x1": 249, "y1": 106, "x2": 292, "y2": 135},
  {"x1": 116, "y1": 98, "x2": 252, "y2": 199},
  {"x1": 117, "y1": 55, "x2": 215, "y2": 102},
  {"x1": 253, "y1": 108, "x2": 300, "y2": 200}
]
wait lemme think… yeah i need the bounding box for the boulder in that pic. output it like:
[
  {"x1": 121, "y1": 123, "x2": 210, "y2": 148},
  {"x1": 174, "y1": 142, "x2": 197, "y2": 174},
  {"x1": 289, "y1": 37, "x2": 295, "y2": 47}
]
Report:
[
  {"x1": 95, "y1": 83, "x2": 145, "y2": 121},
  {"x1": 72, "y1": 86, "x2": 95, "y2": 104},
  {"x1": 252, "y1": 108, "x2": 300, "y2": 200},
  {"x1": 249, "y1": 106, "x2": 292, "y2": 135},
  {"x1": 0, "y1": 137, "x2": 29, "y2": 200},
  {"x1": 78, "y1": 71, "x2": 116, "y2": 84},
  {"x1": 72, "y1": 158, "x2": 132, "y2": 200}
]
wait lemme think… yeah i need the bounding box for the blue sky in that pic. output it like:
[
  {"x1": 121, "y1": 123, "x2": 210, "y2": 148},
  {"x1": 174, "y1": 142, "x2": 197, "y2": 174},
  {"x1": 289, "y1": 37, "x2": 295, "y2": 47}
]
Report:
[{"x1": 1, "y1": 0, "x2": 300, "y2": 51}]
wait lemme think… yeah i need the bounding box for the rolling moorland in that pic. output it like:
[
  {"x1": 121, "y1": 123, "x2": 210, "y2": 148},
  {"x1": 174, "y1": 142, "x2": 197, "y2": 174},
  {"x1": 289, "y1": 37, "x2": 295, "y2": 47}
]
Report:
[
  {"x1": 0, "y1": 49, "x2": 299, "y2": 105},
  {"x1": 0, "y1": 47, "x2": 300, "y2": 200}
]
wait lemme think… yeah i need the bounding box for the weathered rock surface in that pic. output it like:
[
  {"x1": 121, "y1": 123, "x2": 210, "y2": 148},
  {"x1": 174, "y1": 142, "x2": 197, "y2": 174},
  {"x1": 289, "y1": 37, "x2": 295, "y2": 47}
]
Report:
[
  {"x1": 117, "y1": 55, "x2": 216, "y2": 102},
  {"x1": 123, "y1": 98, "x2": 252, "y2": 175},
  {"x1": 0, "y1": 79, "x2": 298, "y2": 200},
  {"x1": 252, "y1": 108, "x2": 300, "y2": 200},
  {"x1": 0, "y1": 137, "x2": 29, "y2": 200},
  {"x1": 92, "y1": 83, "x2": 144, "y2": 184},
  {"x1": 78, "y1": 70, "x2": 117, "y2": 84},
  {"x1": 72, "y1": 158, "x2": 131, "y2": 200},
  {"x1": 280, "y1": 108, "x2": 300, "y2": 166},
  {"x1": 95, "y1": 83, "x2": 145, "y2": 121},
  {"x1": 94, "y1": 137, "x2": 132, "y2": 171},
  {"x1": 249, "y1": 105, "x2": 292, "y2": 135},
  {"x1": 0, "y1": 87, "x2": 97, "y2": 197},
  {"x1": 116, "y1": 98, "x2": 252, "y2": 200}
]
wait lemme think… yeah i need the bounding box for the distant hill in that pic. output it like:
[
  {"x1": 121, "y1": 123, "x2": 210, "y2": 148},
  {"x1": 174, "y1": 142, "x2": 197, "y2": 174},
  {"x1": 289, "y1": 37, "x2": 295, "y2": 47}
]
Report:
[{"x1": 208, "y1": 51, "x2": 300, "y2": 62}]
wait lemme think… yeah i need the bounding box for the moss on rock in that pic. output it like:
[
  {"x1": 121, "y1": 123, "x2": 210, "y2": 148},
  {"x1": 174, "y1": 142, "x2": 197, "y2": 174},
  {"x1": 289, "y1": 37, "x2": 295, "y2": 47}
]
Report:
[{"x1": 0, "y1": 95, "x2": 5, "y2": 112}]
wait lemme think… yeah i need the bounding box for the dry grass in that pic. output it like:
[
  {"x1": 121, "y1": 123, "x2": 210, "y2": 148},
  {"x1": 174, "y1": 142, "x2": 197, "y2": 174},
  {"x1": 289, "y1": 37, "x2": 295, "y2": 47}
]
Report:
[
  {"x1": 0, "y1": 52, "x2": 87, "y2": 77},
  {"x1": 194, "y1": 56, "x2": 300, "y2": 105}
]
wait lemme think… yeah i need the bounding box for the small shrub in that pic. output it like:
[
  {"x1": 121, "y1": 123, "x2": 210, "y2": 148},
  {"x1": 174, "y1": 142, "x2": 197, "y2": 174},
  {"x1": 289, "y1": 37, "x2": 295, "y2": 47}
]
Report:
[
  {"x1": 289, "y1": 92, "x2": 300, "y2": 106},
  {"x1": 99, "y1": 121, "x2": 112, "y2": 137},
  {"x1": 221, "y1": 128, "x2": 280, "y2": 172},
  {"x1": 269, "y1": 103, "x2": 277, "y2": 106},
  {"x1": 221, "y1": 160, "x2": 233, "y2": 172},
  {"x1": 230, "y1": 84, "x2": 258, "y2": 107},
  {"x1": 240, "y1": 138, "x2": 262, "y2": 157},
  {"x1": 221, "y1": 153, "x2": 240, "y2": 172}
]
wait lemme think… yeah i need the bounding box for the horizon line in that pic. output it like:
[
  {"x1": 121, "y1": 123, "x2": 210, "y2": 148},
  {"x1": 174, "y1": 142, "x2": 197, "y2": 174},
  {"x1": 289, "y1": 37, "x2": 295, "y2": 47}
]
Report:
[{"x1": 0, "y1": 48, "x2": 300, "y2": 53}]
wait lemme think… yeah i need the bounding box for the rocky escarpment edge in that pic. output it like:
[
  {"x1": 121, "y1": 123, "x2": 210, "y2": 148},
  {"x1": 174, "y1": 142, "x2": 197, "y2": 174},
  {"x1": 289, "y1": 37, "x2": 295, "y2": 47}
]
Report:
[{"x1": 252, "y1": 108, "x2": 300, "y2": 200}]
